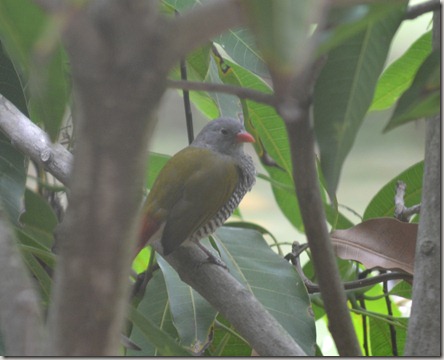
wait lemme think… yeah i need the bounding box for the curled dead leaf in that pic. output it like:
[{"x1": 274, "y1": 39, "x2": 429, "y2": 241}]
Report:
[{"x1": 331, "y1": 218, "x2": 417, "y2": 275}]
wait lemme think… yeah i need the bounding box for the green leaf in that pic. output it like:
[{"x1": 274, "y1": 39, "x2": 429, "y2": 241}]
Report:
[
  {"x1": 0, "y1": 132, "x2": 27, "y2": 224},
  {"x1": 384, "y1": 49, "x2": 440, "y2": 132},
  {"x1": 18, "y1": 189, "x2": 57, "y2": 250},
  {"x1": 363, "y1": 161, "x2": 423, "y2": 220},
  {"x1": 215, "y1": 28, "x2": 268, "y2": 77},
  {"x1": 19, "y1": 189, "x2": 58, "y2": 233},
  {"x1": 313, "y1": 2, "x2": 406, "y2": 198},
  {"x1": 128, "y1": 269, "x2": 182, "y2": 356},
  {"x1": 157, "y1": 255, "x2": 218, "y2": 354},
  {"x1": 128, "y1": 305, "x2": 191, "y2": 357},
  {"x1": 371, "y1": 31, "x2": 432, "y2": 111},
  {"x1": 0, "y1": 0, "x2": 70, "y2": 141},
  {"x1": 146, "y1": 152, "x2": 171, "y2": 189},
  {"x1": 389, "y1": 280, "x2": 412, "y2": 299},
  {"x1": 244, "y1": 0, "x2": 322, "y2": 78},
  {"x1": 20, "y1": 249, "x2": 52, "y2": 304},
  {"x1": 214, "y1": 226, "x2": 316, "y2": 356},
  {"x1": 369, "y1": 316, "x2": 408, "y2": 356}
]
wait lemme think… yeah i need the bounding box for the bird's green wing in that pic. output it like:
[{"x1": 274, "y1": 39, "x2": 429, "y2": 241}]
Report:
[{"x1": 159, "y1": 147, "x2": 239, "y2": 254}]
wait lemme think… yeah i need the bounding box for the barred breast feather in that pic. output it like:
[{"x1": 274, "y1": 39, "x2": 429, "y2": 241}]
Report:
[{"x1": 190, "y1": 153, "x2": 256, "y2": 242}]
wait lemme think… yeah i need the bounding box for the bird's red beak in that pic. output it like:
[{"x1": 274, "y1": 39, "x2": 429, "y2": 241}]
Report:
[{"x1": 236, "y1": 131, "x2": 255, "y2": 143}]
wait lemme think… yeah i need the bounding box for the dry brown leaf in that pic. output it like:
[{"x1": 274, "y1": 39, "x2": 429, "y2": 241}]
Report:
[{"x1": 331, "y1": 218, "x2": 417, "y2": 275}]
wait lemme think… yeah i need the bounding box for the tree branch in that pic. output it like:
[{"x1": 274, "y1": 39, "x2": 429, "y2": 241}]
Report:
[
  {"x1": 287, "y1": 243, "x2": 413, "y2": 294},
  {"x1": 404, "y1": 9, "x2": 441, "y2": 356},
  {"x1": 43, "y1": 1, "x2": 170, "y2": 355},
  {"x1": 156, "y1": 244, "x2": 307, "y2": 356},
  {"x1": 394, "y1": 180, "x2": 421, "y2": 222},
  {"x1": 276, "y1": 57, "x2": 361, "y2": 356},
  {"x1": 167, "y1": 79, "x2": 276, "y2": 107},
  {"x1": 405, "y1": 0, "x2": 441, "y2": 20},
  {"x1": 0, "y1": 95, "x2": 72, "y2": 186},
  {"x1": 0, "y1": 208, "x2": 46, "y2": 355}
]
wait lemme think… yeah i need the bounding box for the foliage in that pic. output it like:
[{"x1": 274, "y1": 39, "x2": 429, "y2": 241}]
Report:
[{"x1": 0, "y1": 0, "x2": 438, "y2": 356}]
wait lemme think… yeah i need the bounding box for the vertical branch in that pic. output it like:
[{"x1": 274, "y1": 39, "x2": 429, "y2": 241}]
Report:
[
  {"x1": 44, "y1": 1, "x2": 171, "y2": 355},
  {"x1": 277, "y1": 58, "x2": 361, "y2": 356},
  {"x1": 404, "y1": 8, "x2": 441, "y2": 356}
]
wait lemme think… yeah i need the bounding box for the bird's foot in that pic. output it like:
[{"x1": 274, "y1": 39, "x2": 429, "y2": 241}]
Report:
[{"x1": 196, "y1": 241, "x2": 228, "y2": 270}]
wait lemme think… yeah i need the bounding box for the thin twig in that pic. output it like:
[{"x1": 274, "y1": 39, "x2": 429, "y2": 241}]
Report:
[
  {"x1": 287, "y1": 242, "x2": 413, "y2": 294},
  {"x1": 382, "y1": 272, "x2": 398, "y2": 356},
  {"x1": 179, "y1": 60, "x2": 194, "y2": 144},
  {"x1": 394, "y1": 180, "x2": 421, "y2": 222},
  {"x1": 167, "y1": 79, "x2": 276, "y2": 107},
  {"x1": 405, "y1": 0, "x2": 441, "y2": 20},
  {"x1": 0, "y1": 95, "x2": 73, "y2": 185}
]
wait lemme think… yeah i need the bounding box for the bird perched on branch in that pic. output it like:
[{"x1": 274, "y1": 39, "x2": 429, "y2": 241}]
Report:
[{"x1": 135, "y1": 117, "x2": 256, "y2": 265}]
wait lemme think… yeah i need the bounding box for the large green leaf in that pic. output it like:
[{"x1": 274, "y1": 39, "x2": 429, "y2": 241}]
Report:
[
  {"x1": 128, "y1": 270, "x2": 185, "y2": 356},
  {"x1": 157, "y1": 254, "x2": 218, "y2": 354},
  {"x1": 214, "y1": 226, "x2": 316, "y2": 356},
  {"x1": 313, "y1": 2, "x2": 406, "y2": 198},
  {"x1": 384, "y1": 49, "x2": 440, "y2": 132},
  {"x1": 371, "y1": 30, "x2": 432, "y2": 111},
  {"x1": 128, "y1": 305, "x2": 191, "y2": 356},
  {"x1": 0, "y1": 0, "x2": 70, "y2": 141},
  {"x1": 0, "y1": 132, "x2": 26, "y2": 224},
  {"x1": 363, "y1": 161, "x2": 423, "y2": 221}
]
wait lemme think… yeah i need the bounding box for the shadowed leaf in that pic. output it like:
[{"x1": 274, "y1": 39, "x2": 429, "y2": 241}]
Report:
[
  {"x1": 314, "y1": 3, "x2": 406, "y2": 198},
  {"x1": 331, "y1": 218, "x2": 417, "y2": 274},
  {"x1": 384, "y1": 49, "x2": 440, "y2": 132}
]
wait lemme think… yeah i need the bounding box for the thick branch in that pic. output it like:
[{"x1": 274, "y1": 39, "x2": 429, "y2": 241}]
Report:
[
  {"x1": 404, "y1": 9, "x2": 441, "y2": 356},
  {"x1": 0, "y1": 95, "x2": 72, "y2": 185},
  {"x1": 44, "y1": 1, "x2": 169, "y2": 355},
  {"x1": 167, "y1": 79, "x2": 276, "y2": 107},
  {"x1": 0, "y1": 209, "x2": 45, "y2": 355}
]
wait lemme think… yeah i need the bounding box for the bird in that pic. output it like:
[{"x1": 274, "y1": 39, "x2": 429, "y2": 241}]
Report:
[{"x1": 135, "y1": 117, "x2": 256, "y2": 265}]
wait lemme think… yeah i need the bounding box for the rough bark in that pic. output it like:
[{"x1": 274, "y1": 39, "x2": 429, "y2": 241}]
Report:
[{"x1": 404, "y1": 9, "x2": 441, "y2": 356}]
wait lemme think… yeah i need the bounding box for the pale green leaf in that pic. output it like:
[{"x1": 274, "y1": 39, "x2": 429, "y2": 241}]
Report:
[
  {"x1": 157, "y1": 254, "x2": 218, "y2": 354},
  {"x1": 214, "y1": 226, "x2": 316, "y2": 356},
  {"x1": 371, "y1": 31, "x2": 432, "y2": 111}
]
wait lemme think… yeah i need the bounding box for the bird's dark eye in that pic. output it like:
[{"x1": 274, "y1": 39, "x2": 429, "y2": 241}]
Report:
[{"x1": 221, "y1": 128, "x2": 228, "y2": 135}]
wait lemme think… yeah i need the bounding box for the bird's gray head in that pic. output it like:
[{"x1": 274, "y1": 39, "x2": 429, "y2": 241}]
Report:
[{"x1": 192, "y1": 117, "x2": 255, "y2": 156}]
